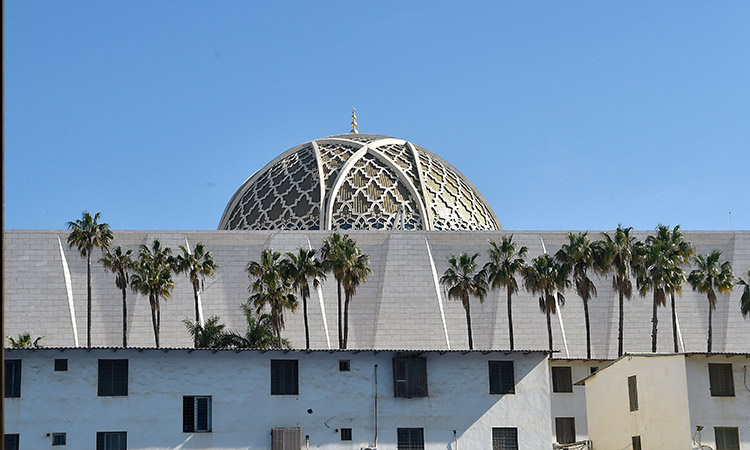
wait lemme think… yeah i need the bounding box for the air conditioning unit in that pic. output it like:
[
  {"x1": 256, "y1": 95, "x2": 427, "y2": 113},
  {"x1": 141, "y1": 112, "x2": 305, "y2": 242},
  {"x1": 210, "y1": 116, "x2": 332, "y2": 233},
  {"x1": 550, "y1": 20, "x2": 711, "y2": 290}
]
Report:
[{"x1": 361, "y1": 447, "x2": 377, "y2": 450}]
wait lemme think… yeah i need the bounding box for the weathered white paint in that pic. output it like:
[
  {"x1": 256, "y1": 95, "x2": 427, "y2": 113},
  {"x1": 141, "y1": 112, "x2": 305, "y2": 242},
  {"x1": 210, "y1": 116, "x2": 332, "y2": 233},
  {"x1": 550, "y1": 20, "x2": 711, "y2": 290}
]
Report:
[
  {"x1": 4, "y1": 348, "x2": 553, "y2": 450},
  {"x1": 583, "y1": 353, "x2": 750, "y2": 450},
  {"x1": 548, "y1": 359, "x2": 608, "y2": 444}
]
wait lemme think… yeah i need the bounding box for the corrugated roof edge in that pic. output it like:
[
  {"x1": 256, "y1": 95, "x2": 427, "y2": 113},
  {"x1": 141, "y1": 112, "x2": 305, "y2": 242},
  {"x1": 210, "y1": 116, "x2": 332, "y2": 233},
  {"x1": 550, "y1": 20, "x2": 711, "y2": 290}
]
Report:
[
  {"x1": 573, "y1": 352, "x2": 750, "y2": 386},
  {"x1": 4, "y1": 347, "x2": 554, "y2": 354}
]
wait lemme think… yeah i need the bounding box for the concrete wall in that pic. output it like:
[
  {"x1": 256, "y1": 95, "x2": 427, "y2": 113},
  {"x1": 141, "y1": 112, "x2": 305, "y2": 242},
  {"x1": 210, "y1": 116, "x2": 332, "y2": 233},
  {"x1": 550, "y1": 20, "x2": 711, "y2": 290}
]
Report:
[
  {"x1": 5, "y1": 230, "x2": 750, "y2": 357},
  {"x1": 685, "y1": 354, "x2": 750, "y2": 449},
  {"x1": 585, "y1": 355, "x2": 692, "y2": 450},
  {"x1": 3, "y1": 348, "x2": 552, "y2": 450},
  {"x1": 548, "y1": 359, "x2": 608, "y2": 443}
]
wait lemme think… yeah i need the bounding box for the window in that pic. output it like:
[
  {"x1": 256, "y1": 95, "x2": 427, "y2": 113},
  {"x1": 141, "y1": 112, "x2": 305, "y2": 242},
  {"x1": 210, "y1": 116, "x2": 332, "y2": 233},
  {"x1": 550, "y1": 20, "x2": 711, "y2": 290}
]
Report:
[
  {"x1": 271, "y1": 360, "x2": 299, "y2": 395},
  {"x1": 555, "y1": 418, "x2": 576, "y2": 444},
  {"x1": 631, "y1": 436, "x2": 642, "y2": 450},
  {"x1": 4, "y1": 434, "x2": 19, "y2": 450},
  {"x1": 489, "y1": 361, "x2": 515, "y2": 394},
  {"x1": 98, "y1": 360, "x2": 128, "y2": 396},
  {"x1": 552, "y1": 366, "x2": 573, "y2": 393},
  {"x1": 709, "y1": 364, "x2": 735, "y2": 397},
  {"x1": 393, "y1": 357, "x2": 428, "y2": 398},
  {"x1": 340, "y1": 428, "x2": 352, "y2": 441},
  {"x1": 492, "y1": 428, "x2": 518, "y2": 450},
  {"x1": 55, "y1": 359, "x2": 68, "y2": 372},
  {"x1": 628, "y1": 375, "x2": 638, "y2": 411},
  {"x1": 183, "y1": 396, "x2": 212, "y2": 432},
  {"x1": 5, "y1": 360, "x2": 21, "y2": 398},
  {"x1": 715, "y1": 427, "x2": 740, "y2": 450},
  {"x1": 590, "y1": 366, "x2": 599, "y2": 375},
  {"x1": 52, "y1": 432, "x2": 67, "y2": 445},
  {"x1": 397, "y1": 428, "x2": 424, "y2": 450},
  {"x1": 96, "y1": 432, "x2": 126, "y2": 450},
  {"x1": 271, "y1": 428, "x2": 300, "y2": 450},
  {"x1": 339, "y1": 360, "x2": 350, "y2": 372}
]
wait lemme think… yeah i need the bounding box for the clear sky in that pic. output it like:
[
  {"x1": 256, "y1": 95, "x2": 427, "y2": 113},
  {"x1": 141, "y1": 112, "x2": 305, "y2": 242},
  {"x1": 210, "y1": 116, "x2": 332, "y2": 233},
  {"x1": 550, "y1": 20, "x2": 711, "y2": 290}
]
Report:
[{"x1": 5, "y1": 1, "x2": 749, "y2": 231}]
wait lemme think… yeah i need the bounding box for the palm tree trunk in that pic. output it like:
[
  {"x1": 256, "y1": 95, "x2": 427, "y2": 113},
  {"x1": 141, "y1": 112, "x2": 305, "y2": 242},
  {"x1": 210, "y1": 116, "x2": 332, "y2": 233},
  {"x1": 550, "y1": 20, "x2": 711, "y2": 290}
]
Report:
[
  {"x1": 302, "y1": 292, "x2": 310, "y2": 350},
  {"x1": 546, "y1": 309, "x2": 553, "y2": 352},
  {"x1": 707, "y1": 301, "x2": 713, "y2": 353},
  {"x1": 583, "y1": 298, "x2": 591, "y2": 359},
  {"x1": 617, "y1": 280, "x2": 624, "y2": 357},
  {"x1": 192, "y1": 280, "x2": 200, "y2": 348},
  {"x1": 651, "y1": 297, "x2": 658, "y2": 353},
  {"x1": 121, "y1": 284, "x2": 127, "y2": 348},
  {"x1": 87, "y1": 251, "x2": 92, "y2": 348},
  {"x1": 156, "y1": 295, "x2": 161, "y2": 348},
  {"x1": 343, "y1": 292, "x2": 351, "y2": 349},
  {"x1": 337, "y1": 280, "x2": 343, "y2": 349},
  {"x1": 670, "y1": 292, "x2": 678, "y2": 353},
  {"x1": 149, "y1": 294, "x2": 159, "y2": 348},
  {"x1": 465, "y1": 296, "x2": 474, "y2": 350},
  {"x1": 276, "y1": 316, "x2": 282, "y2": 349},
  {"x1": 507, "y1": 286, "x2": 514, "y2": 351}
]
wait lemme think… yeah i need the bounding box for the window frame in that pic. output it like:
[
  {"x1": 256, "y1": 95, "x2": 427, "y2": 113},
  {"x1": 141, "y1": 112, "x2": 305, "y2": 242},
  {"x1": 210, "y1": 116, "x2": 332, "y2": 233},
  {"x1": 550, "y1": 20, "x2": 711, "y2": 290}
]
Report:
[
  {"x1": 396, "y1": 427, "x2": 425, "y2": 450},
  {"x1": 714, "y1": 427, "x2": 740, "y2": 450},
  {"x1": 339, "y1": 360, "x2": 351, "y2": 372},
  {"x1": 393, "y1": 356, "x2": 428, "y2": 398},
  {"x1": 4, "y1": 434, "x2": 20, "y2": 450},
  {"x1": 5, "y1": 359, "x2": 22, "y2": 398},
  {"x1": 492, "y1": 427, "x2": 519, "y2": 450},
  {"x1": 52, "y1": 432, "x2": 67, "y2": 446},
  {"x1": 271, "y1": 359, "x2": 299, "y2": 395},
  {"x1": 96, "y1": 431, "x2": 127, "y2": 450},
  {"x1": 631, "y1": 436, "x2": 642, "y2": 450},
  {"x1": 98, "y1": 359, "x2": 128, "y2": 397},
  {"x1": 183, "y1": 396, "x2": 212, "y2": 433},
  {"x1": 340, "y1": 428, "x2": 352, "y2": 441},
  {"x1": 708, "y1": 363, "x2": 735, "y2": 397},
  {"x1": 555, "y1": 417, "x2": 576, "y2": 444},
  {"x1": 54, "y1": 359, "x2": 68, "y2": 372},
  {"x1": 488, "y1": 360, "x2": 515, "y2": 395},
  {"x1": 628, "y1": 375, "x2": 639, "y2": 412},
  {"x1": 551, "y1": 366, "x2": 573, "y2": 393}
]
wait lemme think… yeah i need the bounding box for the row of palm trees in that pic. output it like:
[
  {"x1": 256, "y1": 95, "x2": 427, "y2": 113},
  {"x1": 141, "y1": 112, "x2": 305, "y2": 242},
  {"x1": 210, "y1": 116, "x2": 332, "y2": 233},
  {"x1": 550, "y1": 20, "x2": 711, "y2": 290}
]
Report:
[
  {"x1": 441, "y1": 225, "x2": 750, "y2": 356},
  {"x1": 68, "y1": 212, "x2": 217, "y2": 348}
]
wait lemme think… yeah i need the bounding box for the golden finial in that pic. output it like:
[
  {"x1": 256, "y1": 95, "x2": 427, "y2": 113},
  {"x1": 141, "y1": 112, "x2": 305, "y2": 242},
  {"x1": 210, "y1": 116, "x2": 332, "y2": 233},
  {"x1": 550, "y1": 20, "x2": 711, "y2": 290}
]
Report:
[{"x1": 350, "y1": 108, "x2": 359, "y2": 134}]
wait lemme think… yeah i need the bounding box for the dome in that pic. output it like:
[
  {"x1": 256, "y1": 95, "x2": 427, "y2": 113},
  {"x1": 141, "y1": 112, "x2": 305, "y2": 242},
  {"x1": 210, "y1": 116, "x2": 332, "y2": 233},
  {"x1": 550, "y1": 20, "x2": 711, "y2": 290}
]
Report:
[{"x1": 218, "y1": 134, "x2": 501, "y2": 231}]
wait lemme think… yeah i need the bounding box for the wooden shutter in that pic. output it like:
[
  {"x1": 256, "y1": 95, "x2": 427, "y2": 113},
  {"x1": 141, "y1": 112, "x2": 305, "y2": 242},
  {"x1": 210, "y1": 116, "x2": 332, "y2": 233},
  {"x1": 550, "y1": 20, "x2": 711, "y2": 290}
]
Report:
[
  {"x1": 196, "y1": 397, "x2": 210, "y2": 431},
  {"x1": 631, "y1": 436, "x2": 642, "y2": 450},
  {"x1": 709, "y1": 364, "x2": 735, "y2": 397},
  {"x1": 555, "y1": 417, "x2": 576, "y2": 444},
  {"x1": 5, "y1": 360, "x2": 21, "y2": 397},
  {"x1": 628, "y1": 375, "x2": 638, "y2": 411},
  {"x1": 552, "y1": 367, "x2": 572, "y2": 393},
  {"x1": 183, "y1": 396, "x2": 195, "y2": 432},
  {"x1": 272, "y1": 360, "x2": 299, "y2": 395},
  {"x1": 272, "y1": 427, "x2": 301, "y2": 450},
  {"x1": 489, "y1": 361, "x2": 514, "y2": 394},
  {"x1": 715, "y1": 427, "x2": 740, "y2": 450}
]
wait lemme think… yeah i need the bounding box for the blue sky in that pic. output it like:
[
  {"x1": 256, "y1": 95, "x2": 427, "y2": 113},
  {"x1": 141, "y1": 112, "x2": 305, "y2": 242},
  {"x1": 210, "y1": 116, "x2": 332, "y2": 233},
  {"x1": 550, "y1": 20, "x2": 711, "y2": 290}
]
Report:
[{"x1": 5, "y1": 2, "x2": 749, "y2": 231}]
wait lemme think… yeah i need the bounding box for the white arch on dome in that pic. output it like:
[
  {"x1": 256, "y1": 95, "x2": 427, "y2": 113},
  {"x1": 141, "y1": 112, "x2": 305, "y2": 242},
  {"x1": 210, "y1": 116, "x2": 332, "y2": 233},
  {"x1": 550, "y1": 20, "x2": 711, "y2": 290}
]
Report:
[
  {"x1": 323, "y1": 139, "x2": 430, "y2": 230},
  {"x1": 406, "y1": 141, "x2": 435, "y2": 227},
  {"x1": 309, "y1": 140, "x2": 327, "y2": 231}
]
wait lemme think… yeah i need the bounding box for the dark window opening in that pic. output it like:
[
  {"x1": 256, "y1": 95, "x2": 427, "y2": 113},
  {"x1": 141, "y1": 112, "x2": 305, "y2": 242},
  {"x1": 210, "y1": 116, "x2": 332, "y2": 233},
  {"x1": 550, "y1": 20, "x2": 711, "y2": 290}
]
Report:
[
  {"x1": 552, "y1": 366, "x2": 573, "y2": 393},
  {"x1": 52, "y1": 432, "x2": 67, "y2": 446},
  {"x1": 393, "y1": 357, "x2": 428, "y2": 398},
  {"x1": 555, "y1": 417, "x2": 576, "y2": 444},
  {"x1": 590, "y1": 366, "x2": 599, "y2": 375},
  {"x1": 489, "y1": 361, "x2": 515, "y2": 394},
  {"x1": 183, "y1": 396, "x2": 212, "y2": 432},
  {"x1": 96, "y1": 431, "x2": 127, "y2": 450},
  {"x1": 5, "y1": 360, "x2": 21, "y2": 398},
  {"x1": 632, "y1": 436, "x2": 642, "y2": 450},
  {"x1": 98, "y1": 360, "x2": 128, "y2": 396},
  {"x1": 397, "y1": 428, "x2": 424, "y2": 450},
  {"x1": 55, "y1": 359, "x2": 68, "y2": 372},
  {"x1": 340, "y1": 428, "x2": 352, "y2": 441},
  {"x1": 492, "y1": 427, "x2": 518, "y2": 450},
  {"x1": 271, "y1": 360, "x2": 299, "y2": 395},
  {"x1": 709, "y1": 364, "x2": 735, "y2": 397},
  {"x1": 628, "y1": 375, "x2": 638, "y2": 411},
  {"x1": 4, "y1": 434, "x2": 20, "y2": 450},
  {"x1": 339, "y1": 360, "x2": 350, "y2": 372},
  {"x1": 714, "y1": 427, "x2": 740, "y2": 450}
]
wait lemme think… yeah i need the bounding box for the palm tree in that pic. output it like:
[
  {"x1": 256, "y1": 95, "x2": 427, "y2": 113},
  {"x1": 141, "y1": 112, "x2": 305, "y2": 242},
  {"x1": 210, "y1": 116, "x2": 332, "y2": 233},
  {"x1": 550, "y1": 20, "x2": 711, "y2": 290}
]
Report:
[
  {"x1": 67, "y1": 211, "x2": 113, "y2": 348},
  {"x1": 100, "y1": 246, "x2": 136, "y2": 347},
  {"x1": 341, "y1": 250, "x2": 371, "y2": 349},
  {"x1": 321, "y1": 232, "x2": 350, "y2": 348},
  {"x1": 594, "y1": 225, "x2": 639, "y2": 357},
  {"x1": 556, "y1": 232, "x2": 598, "y2": 359},
  {"x1": 283, "y1": 248, "x2": 325, "y2": 350},
  {"x1": 6, "y1": 333, "x2": 44, "y2": 348},
  {"x1": 739, "y1": 269, "x2": 750, "y2": 319},
  {"x1": 688, "y1": 251, "x2": 734, "y2": 352},
  {"x1": 130, "y1": 239, "x2": 175, "y2": 348},
  {"x1": 441, "y1": 253, "x2": 488, "y2": 350},
  {"x1": 523, "y1": 254, "x2": 569, "y2": 352},
  {"x1": 484, "y1": 236, "x2": 527, "y2": 350},
  {"x1": 247, "y1": 249, "x2": 298, "y2": 348},
  {"x1": 182, "y1": 316, "x2": 232, "y2": 348},
  {"x1": 225, "y1": 304, "x2": 291, "y2": 349},
  {"x1": 174, "y1": 242, "x2": 218, "y2": 347}
]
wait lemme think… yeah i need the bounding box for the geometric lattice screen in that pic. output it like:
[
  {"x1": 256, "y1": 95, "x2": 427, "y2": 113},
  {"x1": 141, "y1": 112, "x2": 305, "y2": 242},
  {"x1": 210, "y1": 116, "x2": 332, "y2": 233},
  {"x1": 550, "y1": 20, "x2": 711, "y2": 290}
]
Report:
[{"x1": 219, "y1": 134, "x2": 501, "y2": 231}]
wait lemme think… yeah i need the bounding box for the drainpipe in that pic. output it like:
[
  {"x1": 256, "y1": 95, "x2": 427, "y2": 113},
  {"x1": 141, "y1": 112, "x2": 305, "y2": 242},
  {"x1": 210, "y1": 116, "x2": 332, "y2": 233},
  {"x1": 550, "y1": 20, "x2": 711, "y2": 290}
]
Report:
[
  {"x1": 453, "y1": 430, "x2": 457, "y2": 450},
  {"x1": 374, "y1": 364, "x2": 379, "y2": 448}
]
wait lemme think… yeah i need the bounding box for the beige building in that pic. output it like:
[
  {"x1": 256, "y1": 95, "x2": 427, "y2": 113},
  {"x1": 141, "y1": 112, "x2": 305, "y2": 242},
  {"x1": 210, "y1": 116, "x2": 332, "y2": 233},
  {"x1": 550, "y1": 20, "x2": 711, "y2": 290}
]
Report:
[{"x1": 581, "y1": 353, "x2": 750, "y2": 450}]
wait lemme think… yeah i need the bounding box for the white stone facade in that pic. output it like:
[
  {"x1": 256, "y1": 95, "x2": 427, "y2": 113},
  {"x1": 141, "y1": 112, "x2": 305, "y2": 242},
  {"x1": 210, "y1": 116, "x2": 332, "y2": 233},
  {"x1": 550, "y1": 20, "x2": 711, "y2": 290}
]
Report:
[{"x1": 4, "y1": 348, "x2": 552, "y2": 450}]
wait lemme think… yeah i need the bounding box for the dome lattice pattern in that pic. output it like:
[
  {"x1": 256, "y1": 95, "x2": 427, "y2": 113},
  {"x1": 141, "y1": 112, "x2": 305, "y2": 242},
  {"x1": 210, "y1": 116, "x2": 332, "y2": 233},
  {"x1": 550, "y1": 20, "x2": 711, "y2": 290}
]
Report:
[{"x1": 219, "y1": 134, "x2": 501, "y2": 231}]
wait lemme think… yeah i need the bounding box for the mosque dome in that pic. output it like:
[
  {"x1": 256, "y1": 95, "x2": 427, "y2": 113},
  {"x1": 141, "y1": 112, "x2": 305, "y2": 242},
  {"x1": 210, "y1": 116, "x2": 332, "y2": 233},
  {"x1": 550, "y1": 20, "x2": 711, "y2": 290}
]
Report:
[{"x1": 218, "y1": 133, "x2": 501, "y2": 231}]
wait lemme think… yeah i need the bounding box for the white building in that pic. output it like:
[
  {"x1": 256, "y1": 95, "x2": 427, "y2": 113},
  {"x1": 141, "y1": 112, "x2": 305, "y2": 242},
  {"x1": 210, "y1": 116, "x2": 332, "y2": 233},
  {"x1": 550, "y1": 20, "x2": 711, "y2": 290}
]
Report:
[
  {"x1": 4, "y1": 348, "x2": 552, "y2": 450},
  {"x1": 581, "y1": 353, "x2": 750, "y2": 450}
]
